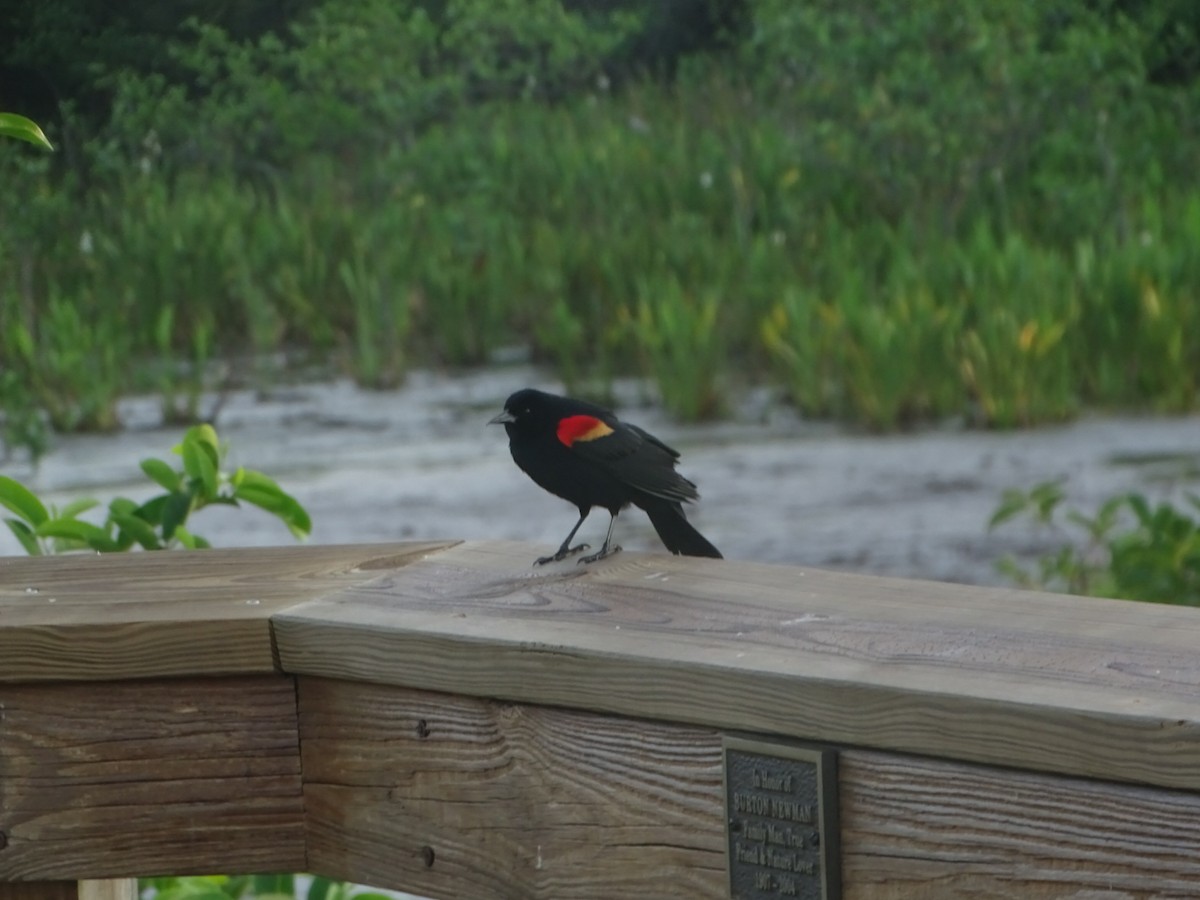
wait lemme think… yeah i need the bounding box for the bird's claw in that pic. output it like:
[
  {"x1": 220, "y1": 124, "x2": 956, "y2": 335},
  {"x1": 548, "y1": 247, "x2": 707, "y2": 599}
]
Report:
[
  {"x1": 578, "y1": 544, "x2": 622, "y2": 565},
  {"x1": 533, "y1": 543, "x2": 590, "y2": 566}
]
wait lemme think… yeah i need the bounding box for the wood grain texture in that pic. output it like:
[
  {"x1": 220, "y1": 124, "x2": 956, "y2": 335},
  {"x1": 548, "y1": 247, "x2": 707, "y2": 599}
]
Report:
[
  {"x1": 273, "y1": 540, "x2": 1200, "y2": 792},
  {"x1": 0, "y1": 885, "x2": 78, "y2": 900},
  {"x1": 840, "y1": 749, "x2": 1200, "y2": 899},
  {"x1": 0, "y1": 677, "x2": 304, "y2": 880},
  {"x1": 0, "y1": 542, "x2": 455, "y2": 682},
  {"x1": 0, "y1": 879, "x2": 136, "y2": 900},
  {"x1": 299, "y1": 678, "x2": 726, "y2": 899},
  {"x1": 297, "y1": 680, "x2": 1200, "y2": 900}
]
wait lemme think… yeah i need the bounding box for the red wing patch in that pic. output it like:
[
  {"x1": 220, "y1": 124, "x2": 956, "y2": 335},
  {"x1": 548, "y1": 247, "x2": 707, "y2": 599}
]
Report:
[{"x1": 557, "y1": 415, "x2": 615, "y2": 447}]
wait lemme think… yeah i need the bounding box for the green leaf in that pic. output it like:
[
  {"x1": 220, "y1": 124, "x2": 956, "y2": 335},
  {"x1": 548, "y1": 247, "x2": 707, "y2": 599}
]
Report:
[
  {"x1": 231, "y1": 485, "x2": 281, "y2": 511},
  {"x1": 181, "y1": 439, "x2": 219, "y2": 498},
  {"x1": 1065, "y1": 509, "x2": 1107, "y2": 540},
  {"x1": 307, "y1": 877, "x2": 342, "y2": 900},
  {"x1": 172, "y1": 526, "x2": 210, "y2": 550},
  {"x1": 1031, "y1": 481, "x2": 1065, "y2": 521},
  {"x1": 4, "y1": 518, "x2": 42, "y2": 555},
  {"x1": 60, "y1": 498, "x2": 102, "y2": 519},
  {"x1": 230, "y1": 467, "x2": 282, "y2": 492},
  {"x1": 1095, "y1": 495, "x2": 1125, "y2": 532},
  {"x1": 161, "y1": 490, "x2": 193, "y2": 540},
  {"x1": 234, "y1": 468, "x2": 312, "y2": 537},
  {"x1": 987, "y1": 488, "x2": 1028, "y2": 530},
  {"x1": 138, "y1": 494, "x2": 168, "y2": 526},
  {"x1": 0, "y1": 476, "x2": 49, "y2": 527},
  {"x1": 235, "y1": 488, "x2": 312, "y2": 538},
  {"x1": 215, "y1": 874, "x2": 246, "y2": 899},
  {"x1": 0, "y1": 112, "x2": 53, "y2": 151},
  {"x1": 108, "y1": 497, "x2": 139, "y2": 517},
  {"x1": 252, "y1": 875, "x2": 294, "y2": 896},
  {"x1": 185, "y1": 423, "x2": 222, "y2": 465},
  {"x1": 110, "y1": 513, "x2": 164, "y2": 550},
  {"x1": 141, "y1": 457, "x2": 182, "y2": 491},
  {"x1": 154, "y1": 883, "x2": 234, "y2": 900},
  {"x1": 1126, "y1": 493, "x2": 1152, "y2": 525},
  {"x1": 35, "y1": 518, "x2": 119, "y2": 552}
]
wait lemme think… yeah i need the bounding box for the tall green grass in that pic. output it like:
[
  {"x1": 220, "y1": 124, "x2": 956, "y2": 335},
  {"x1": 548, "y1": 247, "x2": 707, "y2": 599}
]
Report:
[{"x1": 1, "y1": 0, "x2": 1198, "y2": 435}]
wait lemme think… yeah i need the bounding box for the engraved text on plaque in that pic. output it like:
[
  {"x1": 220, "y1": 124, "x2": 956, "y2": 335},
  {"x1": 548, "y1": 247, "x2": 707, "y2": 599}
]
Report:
[{"x1": 724, "y1": 738, "x2": 839, "y2": 900}]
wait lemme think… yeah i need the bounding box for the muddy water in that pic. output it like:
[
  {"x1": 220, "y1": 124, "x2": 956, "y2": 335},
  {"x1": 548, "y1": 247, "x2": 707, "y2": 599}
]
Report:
[{"x1": 3, "y1": 367, "x2": 1198, "y2": 587}]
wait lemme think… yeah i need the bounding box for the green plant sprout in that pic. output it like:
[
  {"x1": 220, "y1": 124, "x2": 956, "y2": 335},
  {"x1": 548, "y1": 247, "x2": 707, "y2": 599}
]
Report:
[
  {"x1": 990, "y1": 481, "x2": 1200, "y2": 605},
  {"x1": 0, "y1": 424, "x2": 311, "y2": 554}
]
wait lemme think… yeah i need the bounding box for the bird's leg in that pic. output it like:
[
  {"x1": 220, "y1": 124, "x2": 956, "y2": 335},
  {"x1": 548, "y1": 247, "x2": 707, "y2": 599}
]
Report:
[
  {"x1": 534, "y1": 510, "x2": 591, "y2": 565},
  {"x1": 578, "y1": 512, "x2": 622, "y2": 564}
]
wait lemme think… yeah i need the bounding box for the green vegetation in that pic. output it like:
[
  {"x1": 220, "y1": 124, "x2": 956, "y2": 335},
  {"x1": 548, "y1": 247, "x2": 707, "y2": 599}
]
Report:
[
  {"x1": 990, "y1": 481, "x2": 1200, "y2": 605},
  {"x1": 145, "y1": 873, "x2": 389, "y2": 900},
  {"x1": 0, "y1": 424, "x2": 310, "y2": 553},
  {"x1": 0, "y1": 113, "x2": 53, "y2": 150},
  {"x1": 2, "y1": 0, "x2": 1199, "y2": 446}
]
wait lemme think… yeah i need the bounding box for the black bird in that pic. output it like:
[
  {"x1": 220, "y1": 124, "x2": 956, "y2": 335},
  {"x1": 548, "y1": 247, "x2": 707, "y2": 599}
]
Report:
[{"x1": 489, "y1": 388, "x2": 722, "y2": 565}]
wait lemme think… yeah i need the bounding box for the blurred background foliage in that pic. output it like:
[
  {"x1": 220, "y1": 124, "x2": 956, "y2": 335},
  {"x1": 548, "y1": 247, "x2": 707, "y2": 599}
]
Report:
[{"x1": 1, "y1": 0, "x2": 1199, "y2": 444}]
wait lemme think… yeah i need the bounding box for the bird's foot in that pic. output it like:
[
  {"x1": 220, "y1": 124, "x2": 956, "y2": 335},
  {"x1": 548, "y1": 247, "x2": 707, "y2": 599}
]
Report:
[
  {"x1": 534, "y1": 543, "x2": 590, "y2": 566},
  {"x1": 578, "y1": 544, "x2": 622, "y2": 565}
]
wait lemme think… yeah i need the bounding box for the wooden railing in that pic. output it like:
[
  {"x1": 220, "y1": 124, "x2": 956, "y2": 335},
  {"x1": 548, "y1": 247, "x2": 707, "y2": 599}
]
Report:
[{"x1": 2, "y1": 540, "x2": 1199, "y2": 899}]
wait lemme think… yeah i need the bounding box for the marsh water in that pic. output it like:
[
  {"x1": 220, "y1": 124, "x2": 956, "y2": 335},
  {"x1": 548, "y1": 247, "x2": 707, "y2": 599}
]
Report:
[{"x1": 3, "y1": 366, "x2": 1198, "y2": 588}]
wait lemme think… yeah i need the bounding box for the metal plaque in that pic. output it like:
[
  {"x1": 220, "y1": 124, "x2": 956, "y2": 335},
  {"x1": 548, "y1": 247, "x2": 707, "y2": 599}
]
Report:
[{"x1": 724, "y1": 737, "x2": 840, "y2": 900}]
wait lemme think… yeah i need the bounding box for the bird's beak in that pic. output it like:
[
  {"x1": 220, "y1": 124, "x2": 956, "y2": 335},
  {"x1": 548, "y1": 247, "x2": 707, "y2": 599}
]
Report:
[{"x1": 488, "y1": 409, "x2": 516, "y2": 425}]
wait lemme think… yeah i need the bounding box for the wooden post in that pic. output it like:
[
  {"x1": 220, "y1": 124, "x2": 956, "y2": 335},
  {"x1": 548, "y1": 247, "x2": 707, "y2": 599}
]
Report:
[{"x1": 0, "y1": 677, "x2": 305, "y2": 881}]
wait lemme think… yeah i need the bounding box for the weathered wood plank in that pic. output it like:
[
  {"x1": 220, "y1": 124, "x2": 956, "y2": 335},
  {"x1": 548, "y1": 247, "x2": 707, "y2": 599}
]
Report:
[
  {"x1": 0, "y1": 881, "x2": 138, "y2": 900},
  {"x1": 0, "y1": 885, "x2": 78, "y2": 900},
  {"x1": 0, "y1": 542, "x2": 455, "y2": 681},
  {"x1": 299, "y1": 678, "x2": 726, "y2": 900},
  {"x1": 0, "y1": 677, "x2": 304, "y2": 880},
  {"x1": 299, "y1": 680, "x2": 1200, "y2": 899},
  {"x1": 274, "y1": 541, "x2": 1200, "y2": 792},
  {"x1": 840, "y1": 750, "x2": 1200, "y2": 899}
]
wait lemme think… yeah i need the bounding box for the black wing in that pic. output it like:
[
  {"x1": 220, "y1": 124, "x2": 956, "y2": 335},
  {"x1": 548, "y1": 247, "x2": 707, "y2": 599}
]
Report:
[{"x1": 570, "y1": 421, "x2": 699, "y2": 504}]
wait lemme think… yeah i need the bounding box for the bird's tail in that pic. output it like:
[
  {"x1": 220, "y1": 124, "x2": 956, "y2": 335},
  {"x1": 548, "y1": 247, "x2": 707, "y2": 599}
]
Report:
[{"x1": 639, "y1": 498, "x2": 723, "y2": 559}]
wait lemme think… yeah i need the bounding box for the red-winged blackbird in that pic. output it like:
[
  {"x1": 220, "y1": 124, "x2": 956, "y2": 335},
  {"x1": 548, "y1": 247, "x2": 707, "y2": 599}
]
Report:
[{"x1": 489, "y1": 388, "x2": 722, "y2": 565}]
